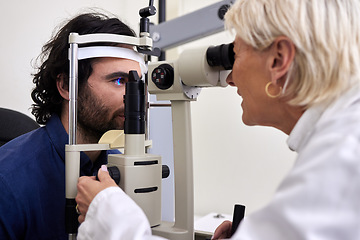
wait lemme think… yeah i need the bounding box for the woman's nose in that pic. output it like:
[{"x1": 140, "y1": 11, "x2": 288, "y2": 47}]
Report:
[{"x1": 226, "y1": 71, "x2": 235, "y2": 86}]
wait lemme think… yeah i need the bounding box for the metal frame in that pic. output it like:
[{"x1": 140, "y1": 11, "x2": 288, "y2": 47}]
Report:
[{"x1": 150, "y1": 0, "x2": 234, "y2": 50}]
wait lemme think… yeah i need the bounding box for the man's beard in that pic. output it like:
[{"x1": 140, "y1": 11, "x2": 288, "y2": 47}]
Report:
[{"x1": 77, "y1": 84, "x2": 124, "y2": 142}]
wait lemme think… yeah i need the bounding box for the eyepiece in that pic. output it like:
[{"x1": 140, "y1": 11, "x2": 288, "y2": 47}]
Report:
[
  {"x1": 124, "y1": 71, "x2": 145, "y2": 134},
  {"x1": 206, "y1": 43, "x2": 234, "y2": 70}
]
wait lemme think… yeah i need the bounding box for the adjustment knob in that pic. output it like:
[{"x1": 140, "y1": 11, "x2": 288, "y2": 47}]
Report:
[
  {"x1": 162, "y1": 165, "x2": 170, "y2": 179},
  {"x1": 108, "y1": 166, "x2": 121, "y2": 185}
]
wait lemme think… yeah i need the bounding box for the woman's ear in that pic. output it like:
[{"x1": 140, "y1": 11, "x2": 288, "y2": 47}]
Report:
[
  {"x1": 269, "y1": 36, "x2": 295, "y2": 87},
  {"x1": 56, "y1": 74, "x2": 69, "y2": 100}
]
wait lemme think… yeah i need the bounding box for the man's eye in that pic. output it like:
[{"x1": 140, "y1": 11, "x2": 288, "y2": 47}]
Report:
[{"x1": 113, "y1": 77, "x2": 126, "y2": 86}]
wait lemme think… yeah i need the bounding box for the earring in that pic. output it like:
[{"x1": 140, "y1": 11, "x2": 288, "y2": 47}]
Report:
[{"x1": 265, "y1": 82, "x2": 282, "y2": 98}]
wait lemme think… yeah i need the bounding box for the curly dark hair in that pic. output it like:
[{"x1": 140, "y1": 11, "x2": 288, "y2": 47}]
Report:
[{"x1": 31, "y1": 12, "x2": 136, "y2": 124}]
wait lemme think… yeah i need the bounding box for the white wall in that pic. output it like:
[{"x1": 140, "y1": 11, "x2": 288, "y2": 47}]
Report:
[
  {"x1": 0, "y1": 0, "x2": 296, "y2": 220},
  {"x1": 0, "y1": 0, "x2": 149, "y2": 117}
]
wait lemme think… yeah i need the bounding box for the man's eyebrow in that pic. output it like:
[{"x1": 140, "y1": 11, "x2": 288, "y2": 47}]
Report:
[
  {"x1": 104, "y1": 71, "x2": 143, "y2": 80},
  {"x1": 104, "y1": 71, "x2": 130, "y2": 80}
]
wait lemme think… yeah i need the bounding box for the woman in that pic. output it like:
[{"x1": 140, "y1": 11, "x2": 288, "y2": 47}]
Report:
[{"x1": 76, "y1": 0, "x2": 360, "y2": 239}]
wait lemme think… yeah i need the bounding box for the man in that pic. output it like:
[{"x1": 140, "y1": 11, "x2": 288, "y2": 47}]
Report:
[{"x1": 0, "y1": 12, "x2": 143, "y2": 239}]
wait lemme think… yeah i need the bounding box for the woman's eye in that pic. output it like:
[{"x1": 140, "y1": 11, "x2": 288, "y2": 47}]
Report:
[{"x1": 113, "y1": 77, "x2": 126, "y2": 86}]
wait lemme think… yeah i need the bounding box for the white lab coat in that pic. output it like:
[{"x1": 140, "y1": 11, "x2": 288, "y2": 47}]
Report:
[
  {"x1": 78, "y1": 85, "x2": 360, "y2": 240},
  {"x1": 77, "y1": 186, "x2": 166, "y2": 240}
]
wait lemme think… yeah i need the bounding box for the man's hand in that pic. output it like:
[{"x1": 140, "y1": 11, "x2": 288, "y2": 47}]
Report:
[
  {"x1": 212, "y1": 220, "x2": 232, "y2": 239},
  {"x1": 76, "y1": 165, "x2": 118, "y2": 223}
]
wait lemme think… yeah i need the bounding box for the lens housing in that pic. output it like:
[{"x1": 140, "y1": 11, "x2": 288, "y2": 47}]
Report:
[
  {"x1": 206, "y1": 43, "x2": 234, "y2": 70},
  {"x1": 151, "y1": 64, "x2": 174, "y2": 90}
]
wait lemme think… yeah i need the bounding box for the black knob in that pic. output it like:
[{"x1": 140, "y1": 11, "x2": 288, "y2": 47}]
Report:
[
  {"x1": 139, "y1": 6, "x2": 157, "y2": 18},
  {"x1": 162, "y1": 165, "x2": 170, "y2": 179},
  {"x1": 108, "y1": 166, "x2": 121, "y2": 185}
]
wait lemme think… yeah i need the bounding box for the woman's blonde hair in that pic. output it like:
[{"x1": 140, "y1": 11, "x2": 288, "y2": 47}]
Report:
[{"x1": 225, "y1": 0, "x2": 360, "y2": 108}]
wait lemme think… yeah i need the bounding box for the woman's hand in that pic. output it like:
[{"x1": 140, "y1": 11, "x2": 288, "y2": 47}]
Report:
[
  {"x1": 212, "y1": 220, "x2": 232, "y2": 239},
  {"x1": 76, "y1": 165, "x2": 118, "y2": 223}
]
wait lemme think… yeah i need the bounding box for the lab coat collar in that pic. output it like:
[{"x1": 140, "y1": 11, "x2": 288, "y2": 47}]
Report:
[
  {"x1": 287, "y1": 83, "x2": 360, "y2": 153},
  {"x1": 287, "y1": 103, "x2": 325, "y2": 152}
]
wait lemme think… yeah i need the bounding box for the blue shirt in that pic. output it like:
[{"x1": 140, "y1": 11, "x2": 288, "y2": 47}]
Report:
[{"x1": 0, "y1": 115, "x2": 119, "y2": 239}]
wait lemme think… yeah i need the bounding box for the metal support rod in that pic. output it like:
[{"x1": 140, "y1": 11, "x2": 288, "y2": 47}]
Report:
[
  {"x1": 68, "y1": 234, "x2": 76, "y2": 240},
  {"x1": 158, "y1": 0, "x2": 166, "y2": 23},
  {"x1": 171, "y1": 100, "x2": 193, "y2": 233},
  {"x1": 66, "y1": 34, "x2": 79, "y2": 238},
  {"x1": 68, "y1": 38, "x2": 78, "y2": 145},
  {"x1": 152, "y1": 100, "x2": 194, "y2": 239},
  {"x1": 158, "y1": 0, "x2": 166, "y2": 61}
]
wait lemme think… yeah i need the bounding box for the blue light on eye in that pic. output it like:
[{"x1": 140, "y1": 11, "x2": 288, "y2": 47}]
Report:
[{"x1": 114, "y1": 78, "x2": 124, "y2": 86}]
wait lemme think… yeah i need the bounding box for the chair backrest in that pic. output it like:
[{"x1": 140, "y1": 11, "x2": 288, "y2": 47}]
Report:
[{"x1": 0, "y1": 108, "x2": 40, "y2": 146}]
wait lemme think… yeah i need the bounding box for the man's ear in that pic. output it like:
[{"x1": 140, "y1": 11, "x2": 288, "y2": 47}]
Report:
[
  {"x1": 56, "y1": 74, "x2": 69, "y2": 100},
  {"x1": 268, "y1": 36, "x2": 295, "y2": 87}
]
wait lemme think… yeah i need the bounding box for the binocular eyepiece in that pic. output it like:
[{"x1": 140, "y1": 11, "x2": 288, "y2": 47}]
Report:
[{"x1": 206, "y1": 43, "x2": 234, "y2": 70}]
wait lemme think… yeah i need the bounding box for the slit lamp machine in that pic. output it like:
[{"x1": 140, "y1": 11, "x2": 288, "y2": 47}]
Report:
[{"x1": 65, "y1": 0, "x2": 235, "y2": 239}]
